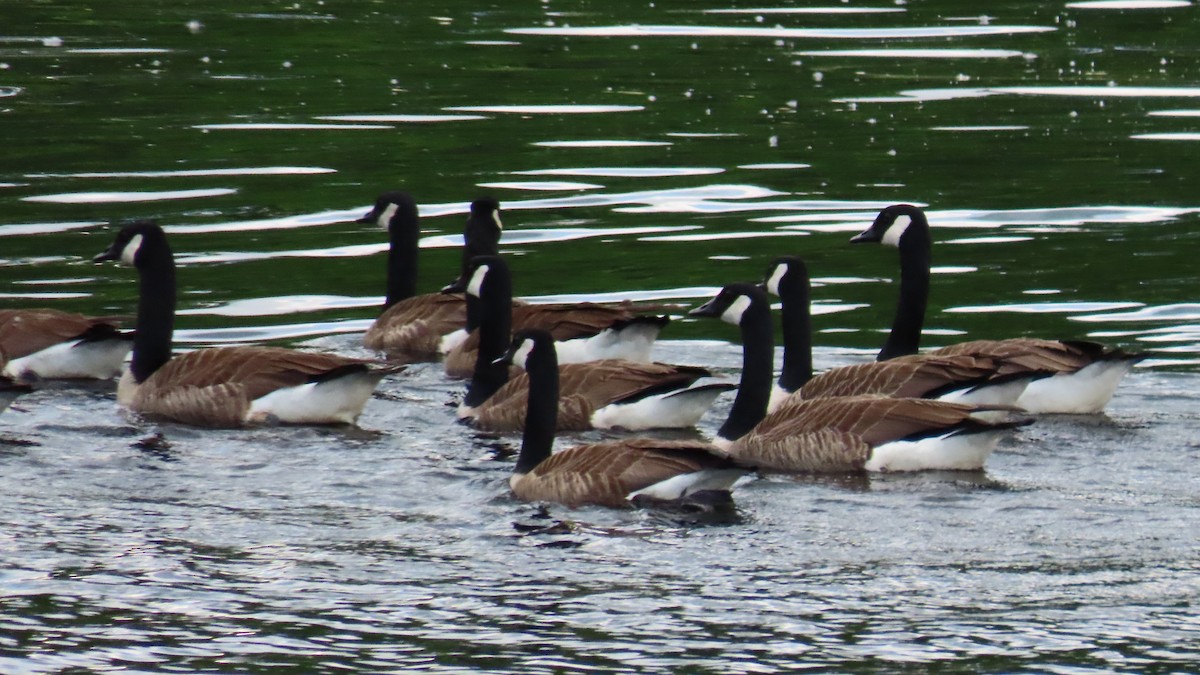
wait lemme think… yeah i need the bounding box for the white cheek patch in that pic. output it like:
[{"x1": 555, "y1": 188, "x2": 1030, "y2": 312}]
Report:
[
  {"x1": 376, "y1": 202, "x2": 399, "y2": 229},
  {"x1": 511, "y1": 338, "x2": 535, "y2": 369},
  {"x1": 765, "y1": 264, "x2": 787, "y2": 296},
  {"x1": 467, "y1": 264, "x2": 490, "y2": 298},
  {"x1": 720, "y1": 295, "x2": 752, "y2": 326},
  {"x1": 881, "y1": 215, "x2": 912, "y2": 248},
  {"x1": 492, "y1": 209, "x2": 503, "y2": 231},
  {"x1": 120, "y1": 234, "x2": 143, "y2": 266}
]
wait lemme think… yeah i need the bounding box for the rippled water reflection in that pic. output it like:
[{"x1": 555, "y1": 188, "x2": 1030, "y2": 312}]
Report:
[{"x1": 3, "y1": 0, "x2": 1200, "y2": 671}]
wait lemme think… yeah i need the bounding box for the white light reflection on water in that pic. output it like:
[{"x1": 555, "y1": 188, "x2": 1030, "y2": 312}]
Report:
[
  {"x1": 1147, "y1": 109, "x2": 1200, "y2": 116},
  {"x1": 944, "y1": 235, "x2": 1035, "y2": 244},
  {"x1": 21, "y1": 188, "x2": 236, "y2": 204},
  {"x1": 1132, "y1": 133, "x2": 1200, "y2": 141},
  {"x1": 512, "y1": 167, "x2": 723, "y2": 178},
  {"x1": 315, "y1": 114, "x2": 487, "y2": 123},
  {"x1": 931, "y1": 125, "x2": 1030, "y2": 132},
  {"x1": 175, "y1": 319, "x2": 371, "y2": 345},
  {"x1": 443, "y1": 104, "x2": 645, "y2": 114},
  {"x1": 947, "y1": 301, "x2": 1144, "y2": 315},
  {"x1": 638, "y1": 231, "x2": 807, "y2": 243},
  {"x1": 521, "y1": 286, "x2": 722, "y2": 304},
  {"x1": 0, "y1": 291, "x2": 90, "y2": 300},
  {"x1": 622, "y1": 198, "x2": 897, "y2": 215},
  {"x1": 26, "y1": 167, "x2": 335, "y2": 179},
  {"x1": 193, "y1": 123, "x2": 393, "y2": 130},
  {"x1": 506, "y1": 25, "x2": 1056, "y2": 39},
  {"x1": 737, "y1": 163, "x2": 811, "y2": 170},
  {"x1": 1073, "y1": 304, "x2": 1200, "y2": 323},
  {"x1": 797, "y1": 48, "x2": 1026, "y2": 59},
  {"x1": 178, "y1": 295, "x2": 374, "y2": 318},
  {"x1": 476, "y1": 181, "x2": 604, "y2": 191},
  {"x1": 0, "y1": 221, "x2": 101, "y2": 237},
  {"x1": 66, "y1": 48, "x2": 171, "y2": 54},
  {"x1": 532, "y1": 140, "x2": 673, "y2": 148},
  {"x1": 1066, "y1": 0, "x2": 1191, "y2": 8},
  {"x1": 703, "y1": 7, "x2": 906, "y2": 14}
]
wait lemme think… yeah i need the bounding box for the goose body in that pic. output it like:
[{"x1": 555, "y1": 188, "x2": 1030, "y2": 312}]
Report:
[
  {"x1": 96, "y1": 221, "x2": 401, "y2": 428},
  {"x1": 361, "y1": 193, "x2": 503, "y2": 359},
  {"x1": 851, "y1": 204, "x2": 1145, "y2": 413},
  {"x1": 762, "y1": 257, "x2": 1031, "y2": 414},
  {"x1": 442, "y1": 302, "x2": 669, "y2": 378},
  {"x1": 689, "y1": 283, "x2": 1029, "y2": 473},
  {"x1": 455, "y1": 255, "x2": 734, "y2": 432},
  {"x1": 0, "y1": 309, "x2": 132, "y2": 381},
  {"x1": 500, "y1": 329, "x2": 747, "y2": 509}
]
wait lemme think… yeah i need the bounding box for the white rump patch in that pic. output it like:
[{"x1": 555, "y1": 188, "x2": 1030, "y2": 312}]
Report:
[
  {"x1": 551, "y1": 322, "x2": 661, "y2": 364},
  {"x1": 865, "y1": 428, "x2": 1006, "y2": 472},
  {"x1": 720, "y1": 295, "x2": 752, "y2": 326},
  {"x1": 120, "y1": 234, "x2": 143, "y2": 265},
  {"x1": 2, "y1": 338, "x2": 131, "y2": 380},
  {"x1": 627, "y1": 468, "x2": 745, "y2": 502},
  {"x1": 765, "y1": 263, "x2": 787, "y2": 297},
  {"x1": 466, "y1": 264, "x2": 490, "y2": 298},
  {"x1": 376, "y1": 202, "x2": 399, "y2": 229},
  {"x1": 591, "y1": 382, "x2": 727, "y2": 431},
  {"x1": 881, "y1": 214, "x2": 912, "y2": 248},
  {"x1": 246, "y1": 369, "x2": 381, "y2": 425},
  {"x1": 439, "y1": 328, "x2": 469, "y2": 354},
  {"x1": 1015, "y1": 359, "x2": 1136, "y2": 413}
]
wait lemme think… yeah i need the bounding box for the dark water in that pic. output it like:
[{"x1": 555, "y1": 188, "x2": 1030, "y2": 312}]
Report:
[{"x1": 3, "y1": 1, "x2": 1199, "y2": 671}]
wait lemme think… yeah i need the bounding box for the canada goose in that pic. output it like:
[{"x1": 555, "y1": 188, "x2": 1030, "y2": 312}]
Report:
[
  {"x1": 761, "y1": 256, "x2": 1032, "y2": 413},
  {"x1": 496, "y1": 329, "x2": 748, "y2": 508},
  {"x1": 0, "y1": 309, "x2": 133, "y2": 381},
  {"x1": 689, "y1": 283, "x2": 1031, "y2": 473},
  {"x1": 360, "y1": 192, "x2": 504, "y2": 359},
  {"x1": 851, "y1": 204, "x2": 1146, "y2": 413},
  {"x1": 94, "y1": 221, "x2": 402, "y2": 428},
  {"x1": 454, "y1": 255, "x2": 735, "y2": 432}
]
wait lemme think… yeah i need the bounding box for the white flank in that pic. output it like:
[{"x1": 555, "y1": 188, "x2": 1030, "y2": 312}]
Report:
[
  {"x1": 627, "y1": 468, "x2": 746, "y2": 501},
  {"x1": 246, "y1": 371, "x2": 380, "y2": 424},
  {"x1": 591, "y1": 383, "x2": 726, "y2": 431},
  {"x1": 552, "y1": 323, "x2": 660, "y2": 364},
  {"x1": 1015, "y1": 359, "x2": 1136, "y2": 414},
  {"x1": 720, "y1": 295, "x2": 752, "y2": 326},
  {"x1": 2, "y1": 338, "x2": 131, "y2": 380},
  {"x1": 120, "y1": 234, "x2": 143, "y2": 265},
  {"x1": 881, "y1": 215, "x2": 912, "y2": 248},
  {"x1": 865, "y1": 428, "x2": 1006, "y2": 472},
  {"x1": 376, "y1": 202, "x2": 399, "y2": 229},
  {"x1": 936, "y1": 377, "x2": 1031, "y2": 421},
  {"x1": 438, "y1": 328, "x2": 469, "y2": 354}
]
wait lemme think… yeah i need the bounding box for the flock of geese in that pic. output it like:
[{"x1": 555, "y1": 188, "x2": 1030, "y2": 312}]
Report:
[{"x1": 1, "y1": 194, "x2": 1146, "y2": 509}]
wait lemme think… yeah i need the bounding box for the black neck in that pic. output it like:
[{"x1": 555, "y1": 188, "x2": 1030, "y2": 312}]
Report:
[
  {"x1": 718, "y1": 302, "x2": 774, "y2": 442},
  {"x1": 383, "y1": 218, "x2": 419, "y2": 309},
  {"x1": 777, "y1": 276, "x2": 813, "y2": 392},
  {"x1": 130, "y1": 237, "x2": 177, "y2": 383},
  {"x1": 462, "y1": 268, "x2": 514, "y2": 408},
  {"x1": 515, "y1": 344, "x2": 558, "y2": 474},
  {"x1": 878, "y1": 233, "x2": 931, "y2": 361}
]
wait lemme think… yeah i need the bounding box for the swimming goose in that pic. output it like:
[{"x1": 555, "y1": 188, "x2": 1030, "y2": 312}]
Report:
[
  {"x1": 0, "y1": 309, "x2": 132, "y2": 381},
  {"x1": 361, "y1": 192, "x2": 503, "y2": 359},
  {"x1": 689, "y1": 283, "x2": 1030, "y2": 473},
  {"x1": 761, "y1": 256, "x2": 1032, "y2": 413},
  {"x1": 850, "y1": 203, "x2": 1146, "y2": 413},
  {"x1": 497, "y1": 329, "x2": 748, "y2": 508},
  {"x1": 454, "y1": 255, "x2": 735, "y2": 432},
  {"x1": 94, "y1": 221, "x2": 403, "y2": 428}
]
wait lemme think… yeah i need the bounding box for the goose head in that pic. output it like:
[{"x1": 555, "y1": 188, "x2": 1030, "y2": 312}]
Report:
[
  {"x1": 495, "y1": 329, "x2": 556, "y2": 372},
  {"x1": 688, "y1": 282, "x2": 771, "y2": 329},
  {"x1": 850, "y1": 204, "x2": 929, "y2": 250},
  {"x1": 357, "y1": 190, "x2": 418, "y2": 231},
  {"x1": 93, "y1": 220, "x2": 169, "y2": 269},
  {"x1": 762, "y1": 256, "x2": 809, "y2": 298}
]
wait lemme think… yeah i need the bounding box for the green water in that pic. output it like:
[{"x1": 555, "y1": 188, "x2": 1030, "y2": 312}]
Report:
[{"x1": 2, "y1": 2, "x2": 1199, "y2": 672}]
